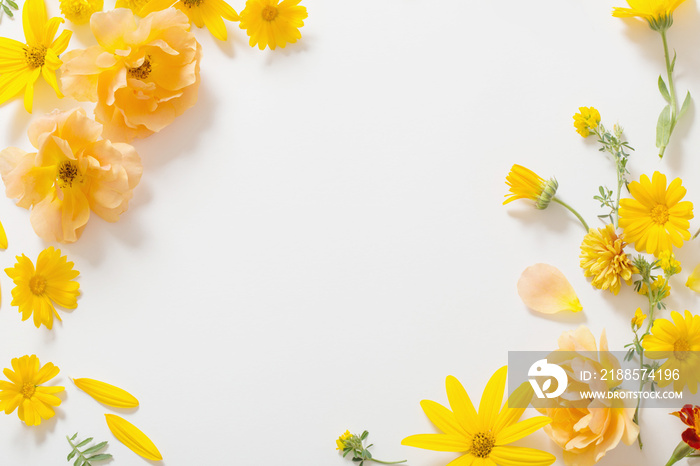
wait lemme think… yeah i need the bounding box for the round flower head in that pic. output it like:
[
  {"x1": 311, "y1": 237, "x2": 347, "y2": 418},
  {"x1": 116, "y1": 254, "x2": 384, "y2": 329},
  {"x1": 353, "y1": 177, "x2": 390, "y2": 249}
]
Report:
[
  {"x1": 613, "y1": 0, "x2": 686, "y2": 31},
  {"x1": 60, "y1": 8, "x2": 201, "y2": 142},
  {"x1": 239, "y1": 0, "x2": 308, "y2": 50},
  {"x1": 643, "y1": 310, "x2": 700, "y2": 394},
  {"x1": 580, "y1": 224, "x2": 637, "y2": 295},
  {"x1": 618, "y1": 171, "x2": 693, "y2": 257},
  {"x1": 60, "y1": 0, "x2": 103, "y2": 24},
  {"x1": 0, "y1": 355, "x2": 64, "y2": 426},
  {"x1": 5, "y1": 247, "x2": 80, "y2": 329},
  {"x1": 503, "y1": 164, "x2": 558, "y2": 210},
  {"x1": 0, "y1": 0, "x2": 72, "y2": 113},
  {"x1": 573, "y1": 107, "x2": 601, "y2": 138},
  {"x1": 0, "y1": 108, "x2": 142, "y2": 242}
]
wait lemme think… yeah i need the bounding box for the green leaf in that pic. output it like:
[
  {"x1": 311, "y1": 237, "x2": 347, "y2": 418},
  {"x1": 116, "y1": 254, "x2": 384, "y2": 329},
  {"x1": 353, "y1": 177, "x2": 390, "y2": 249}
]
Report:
[
  {"x1": 81, "y1": 442, "x2": 108, "y2": 456},
  {"x1": 74, "y1": 457, "x2": 84, "y2": 466},
  {"x1": 86, "y1": 454, "x2": 112, "y2": 462},
  {"x1": 2, "y1": 4, "x2": 12, "y2": 15},
  {"x1": 658, "y1": 76, "x2": 671, "y2": 103},
  {"x1": 671, "y1": 51, "x2": 677, "y2": 72},
  {"x1": 5, "y1": 0, "x2": 17, "y2": 9},
  {"x1": 656, "y1": 105, "x2": 672, "y2": 149},
  {"x1": 76, "y1": 437, "x2": 93, "y2": 448},
  {"x1": 71, "y1": 433, "x2": 78, "y2": 441},
  {"x1": 67, "y1": 450, "x2": 77, "y2": 461},
  {"x1": 679, "y1": 91, "x2": 691, "y2": 119}
]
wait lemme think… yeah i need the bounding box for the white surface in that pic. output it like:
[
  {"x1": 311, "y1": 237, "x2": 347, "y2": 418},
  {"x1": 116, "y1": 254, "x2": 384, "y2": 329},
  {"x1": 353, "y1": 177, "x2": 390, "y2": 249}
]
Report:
[{"x1": 1, "y1": 0, "x2": 700, "y2": 464}]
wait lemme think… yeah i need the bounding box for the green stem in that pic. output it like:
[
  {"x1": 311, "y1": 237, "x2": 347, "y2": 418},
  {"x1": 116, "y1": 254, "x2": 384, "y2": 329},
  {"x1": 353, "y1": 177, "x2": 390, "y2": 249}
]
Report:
[
  {"x1": 659, "y1": 29, "x2": 678, "y2": 158},
  {"x1": 552, "y1": 197, "x2": 590, "y2": 231},
  {"x1": 693, "y1": 226, "x2": 700, "y2": 240},
  {"x1": 370, "y1": 460, "x2": 407, "y2": 465}
]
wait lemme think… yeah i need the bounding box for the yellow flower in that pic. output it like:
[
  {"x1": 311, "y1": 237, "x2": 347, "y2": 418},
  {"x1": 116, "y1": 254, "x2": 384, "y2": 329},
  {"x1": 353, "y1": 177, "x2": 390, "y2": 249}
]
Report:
[
  {"x1": 5, "y1": 247, "x2": 80, "y2": 329},
  {"x1": 503, "y1": 164, "x2": 558, "y2": 210},
  {"x1": 613, "y1": 0, "x2": 686, "y2": 31},
  {"x1": 402, "y1": 367, "x2": 555, "y2": 466},
  {"x1": 637, "y1": 276, "x2": 670, "y2": 299},
  {"x1": 687, "y1": 263, "x2": 700, "y2": 292},
  {"x1": 619, "y1": 171, "x2": 693, "y2": 257},
  {"x1": 336, "y1": 430, "x2": 351, "y2": 450},
  {"x1": 115, "y1": 0, "x2": 149, "y2": 13},
  {"x1": 573, "y1": 107, "x2": 601, "y2": 138},
  {"x1": 60, "y1": 0, "x2": 103, "y2": 24},
  {"x1": 239, "y1": 0, "x2": 308, "y2": 50},
  {"x1": 658, "y1": 250, "x2": 682, "y2": 274},
  {"x1": 632, "y1": 307, "x2": 647, "y2": 330},
  {"x1": 0, "y1": 0, "x2": 72, "y2": 113},
  {"x1": 0, "y1": 355, "x2": 64, "y2": 426},
  {"x1": 538, "y1": 327, "x2": 639, "y2": 466},
  {"x1": 0, "y1": 108, "x2": 143, "y2": 242},
  {"x1": 579, "y1": 224, "x2": 637, "y2": 295},
  {"x1": 643, "y1": 310, "x2": 700, "y2": 394},
  {"x1": 139, "y1": 0, "x2": 238, "y2": 41}
]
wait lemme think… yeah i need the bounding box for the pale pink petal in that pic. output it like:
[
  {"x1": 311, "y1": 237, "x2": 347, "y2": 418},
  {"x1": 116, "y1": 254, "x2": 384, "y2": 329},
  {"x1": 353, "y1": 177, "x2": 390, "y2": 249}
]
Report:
[{"x1": 517, "y1": 263, "x2": 582, "y2": 314}]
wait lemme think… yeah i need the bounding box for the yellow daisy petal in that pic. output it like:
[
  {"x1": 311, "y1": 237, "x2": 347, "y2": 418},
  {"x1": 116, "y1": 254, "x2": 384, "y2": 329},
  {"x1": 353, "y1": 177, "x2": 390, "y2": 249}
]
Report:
[
  {"x1": 490, "y1": 446, "x2": 556, "y2": 466},
  {"x1": 400, "y1": 434, "x2": 469, "y2": 452}
]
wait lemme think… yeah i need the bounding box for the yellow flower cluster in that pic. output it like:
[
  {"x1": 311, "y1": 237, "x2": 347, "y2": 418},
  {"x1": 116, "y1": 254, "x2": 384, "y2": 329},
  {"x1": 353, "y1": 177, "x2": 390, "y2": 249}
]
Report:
[{"x1": 573, "y1": 107, "x2": 601, "y2": 138}]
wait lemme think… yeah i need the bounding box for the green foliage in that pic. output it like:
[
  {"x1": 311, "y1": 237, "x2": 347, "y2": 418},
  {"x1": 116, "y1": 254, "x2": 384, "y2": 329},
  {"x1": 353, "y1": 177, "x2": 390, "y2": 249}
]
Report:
[
  {"x1": 339, "y1": 430, "x2": 406, "y2": 466},
  {"x1": 66, "y1": 433, "x2": 113, "y2": 466},
  {"x1": 590, "y1": 122, "x2": 633, "y2": 227},
  {"x1": 0, "y1": 0, "x2": 19, "y2": 19}
]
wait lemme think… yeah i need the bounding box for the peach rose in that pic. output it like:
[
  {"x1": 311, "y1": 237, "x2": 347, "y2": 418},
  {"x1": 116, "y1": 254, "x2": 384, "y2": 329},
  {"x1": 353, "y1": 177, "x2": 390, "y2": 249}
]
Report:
[
  {"x1": 537, "y1": 327, "x2": 639, "y2": 466},
  {"x1": 0, "y1": 108, "x2": 142, "y2": 242},
  {"x1": 60, "y1": 8, "x2": 201, "y2": 142}
]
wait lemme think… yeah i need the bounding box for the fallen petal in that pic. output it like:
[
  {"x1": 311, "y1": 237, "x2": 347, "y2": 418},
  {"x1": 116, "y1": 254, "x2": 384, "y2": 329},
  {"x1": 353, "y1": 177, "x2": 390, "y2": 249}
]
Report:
[{"x1": 517, "y1": 263, "x2": 582, "y2": 314}]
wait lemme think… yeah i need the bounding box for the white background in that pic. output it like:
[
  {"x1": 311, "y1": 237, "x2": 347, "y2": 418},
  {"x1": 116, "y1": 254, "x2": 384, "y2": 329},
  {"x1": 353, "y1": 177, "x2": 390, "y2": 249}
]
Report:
[{"x1": 1, "y1": 0, "x2": 700, "y2": 464}]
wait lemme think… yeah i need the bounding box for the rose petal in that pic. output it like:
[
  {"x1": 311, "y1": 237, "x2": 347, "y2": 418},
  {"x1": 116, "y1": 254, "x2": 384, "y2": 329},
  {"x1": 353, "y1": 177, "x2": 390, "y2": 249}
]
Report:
[{"x1": 517, "y1": 263, "x2": 582, "y2": 314}]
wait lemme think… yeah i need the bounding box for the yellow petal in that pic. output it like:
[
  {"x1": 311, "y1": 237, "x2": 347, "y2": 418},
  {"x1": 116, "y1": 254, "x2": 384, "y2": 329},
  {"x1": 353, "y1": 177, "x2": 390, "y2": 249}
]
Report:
[
  {"x1": 478, "y1": 366, "x2": 506, "y2": 431},
  {"x1": 517, "y1": 263, "x2": 582, "y2": 314},
  {"x1": 493, "y1": 382, "x2": 533, "y2": 434},
  {"x1": 490, "y1": 446, "x2": 556, "y2": 466},
  {"x1": 686, "y1": 263, "x2": 700, "y2": 292},
  {"x1": 445, "y1": 375, "x2": 479, "y2": 435},
  {"x1": 495, "y1": 416, "x2": 552, "y2": 445},
  {"x1": 105, "y1": 414, "x2": 162, "y2": 460},
  {"x1": 401, "y1": 433, "x2": 469, "y2": 452},
  {"x1": 420, "y1": 399, "x2": 468, "y2": 437},
  {"x1": 0, "y1": 220, "x2": 7, "y2": 249},
  {"x1": 73, "y1": 378, "x2": 139, "y2": 408}
]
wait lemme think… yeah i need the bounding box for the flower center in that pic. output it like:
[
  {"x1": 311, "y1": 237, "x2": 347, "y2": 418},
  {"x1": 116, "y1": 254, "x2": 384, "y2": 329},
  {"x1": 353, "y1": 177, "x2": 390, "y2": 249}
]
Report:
[
  {"x1": 128, "y1": 55, "x2": 152, "y2": 80},
  {"x1": 470, "y1": 432, "x2": 495, "y2": 458},
  {"x1": 675, "y1": 338, "x2": 690, "y2": 359},
  {"x1": 57, "y1": 160, "x2": 81, "y2": 188},
  {"x1": 24, "y1": 45, "x2": 47, "y2": 70},
  {"x1": 182, "y1": 0, "x2": 202, "y2": 7},
  {"x1": 262, "y1": 5, "x2": 278, "y2": 21},
  {"x1": 650, "y1": 204, "x2": 670, "y2": 224},
  {"x1": 21, "y1": 382, "x2": 36, "y2": 398},
  {"x1": 29, "y1": 275, "x2": 47, "y2": 295}
]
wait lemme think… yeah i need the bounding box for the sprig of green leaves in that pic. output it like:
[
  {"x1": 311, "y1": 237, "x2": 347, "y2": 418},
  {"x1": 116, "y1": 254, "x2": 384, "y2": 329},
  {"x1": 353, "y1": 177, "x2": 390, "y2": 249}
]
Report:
[
  {"x1": 0, "y1": 0, "x2": 19, "y2": 19},
  {"x1": 338, "y1": 430, "x2": 406, "y2": 466},
  {"x1": 66, "y1": 433, "x2": 113, "y2": 465}
]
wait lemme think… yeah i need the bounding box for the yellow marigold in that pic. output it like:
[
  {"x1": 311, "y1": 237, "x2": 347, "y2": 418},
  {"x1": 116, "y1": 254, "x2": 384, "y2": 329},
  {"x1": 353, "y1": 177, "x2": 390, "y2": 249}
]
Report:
[
  {"x1": 0, "y1": 355, "x2": 64, "y2": 426},
  {"x1": 643, "y1": 310, "x2": 700, "y2": 393},
  {"x1": 503, "y1": 164, "x2": 558, "y2": 210},
  {"x1": 139, "y1": 0, "x2": 238, "y2": 40},
  {"x1": 60, "y1": 8, "x2": 201, "y2": 142},
  {"x1": 538, "y1": 327, "x2": 639, "y2": 466},
  {"x1": 619, "y1": 171, "x2": 693, "y2": 257},
  {"x1": 0, "y1": 108, "x2": 142, "y2": 243},
  {"x1": 613, "y1": 0, "x2": 686, "y2": 31},
  {"x1": 573, "y1": 107, "x2": 601, "y2": 138},
  {"x1": 5, "y1": 247, "x2": 80, "y2": 329},
  {"x1": 60, "y1": 0, "x2": 103, "y2": 24},
  {"x1": 239, "y1": 0, "x2": 308, "y2": 50},
  {"x1": 632, "y1": 307, "x2": 647, "y2": 330},
  {"x1": 0, "y1": 0, "x2": 72, "y2": 113},
  {"x1": 580, "y1": 224, "x2": 637, "y2": 295}
]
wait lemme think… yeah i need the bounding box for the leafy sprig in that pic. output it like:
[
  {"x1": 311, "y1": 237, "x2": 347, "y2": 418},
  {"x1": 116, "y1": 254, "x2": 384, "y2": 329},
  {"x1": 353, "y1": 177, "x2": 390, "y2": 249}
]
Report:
[
  {"x1": 591, "y1": 122, "x2": 633, "y2": 228},
  {"x1": 66, "y1": 433, "x2": 113, "y2": 465},
  {"x1": 0, "y1": 0, "x2": 18, "y2": 18},
  {"x1": 338, "y1": 430, "x2": 406, "y2": 466}
]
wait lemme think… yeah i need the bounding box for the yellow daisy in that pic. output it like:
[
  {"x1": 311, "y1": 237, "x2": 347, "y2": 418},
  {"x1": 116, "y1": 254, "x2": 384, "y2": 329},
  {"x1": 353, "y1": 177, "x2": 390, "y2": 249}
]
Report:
[
  {"x1": 503, "y1": 165, "x2": 558, "y2": 210},
  {"x1": 618, "y1": 171, "x2": 693, "y2": 257},
  {"x1": 573, "y1": 107, "x2": 601, "y2": 138},
  {"x1": 402, "y1": 367, "x2": 555, "y2": 466},
  {"x1": 579, "y1": 224, "x2": 637, "y2": 295},
  {"x1": 643, "y1": 310, "x2": 700, "y2": 394},
  {"x1": 239, "y1": 0, "x2": 308, "y2": 50},
  {"x1": 0, "y1": 0, "x2": 72, "y2": 113},
  {"x1": 5, "y1": 247, "x2": 80, "y2": 329},
  {"x1": 0, "y1": 355, "x2": 64, "y2": 426},
  {"x1": 140, "y1": 0, "x2": 238, "y2": 41},
  {"x1": 59, "y1": 0, "x2": 103, "y2": 24},
  {"x1": 613, "y1": 0, "x2": 686, "y2": 30}
]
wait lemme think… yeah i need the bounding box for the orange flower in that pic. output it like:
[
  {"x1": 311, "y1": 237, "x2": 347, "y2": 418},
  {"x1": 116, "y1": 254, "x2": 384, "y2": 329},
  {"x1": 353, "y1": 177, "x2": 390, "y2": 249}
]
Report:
[
  {"x1": 0, "y1": 108, "x2": 142, "y2": 242},
  {"x1": 671, "y1": 404, "x2": 700, "y2": 449},
  {"x1": 60, "y1": 8, "x2": 201, "y2": 142}
]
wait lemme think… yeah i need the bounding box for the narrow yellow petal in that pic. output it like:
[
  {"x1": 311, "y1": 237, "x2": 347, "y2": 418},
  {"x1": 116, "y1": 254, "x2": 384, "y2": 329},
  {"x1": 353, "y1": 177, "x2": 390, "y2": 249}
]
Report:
[
  {"x1": 0, "y1": 220, "x2": 7, "y2": 249},
  {"x1": 478, "y1": 366, "x2": 506, "y2": 431},
  {"x1": 73, "y1": 378, "x2": 139, "y2": 408},
  {"x1": 105, "y1": 414, "x2": 162, "y2": 460},
  {"x1": 401, "y1": 433, "x2": 469, "y2": 452},
  {"x1": 420, "y1": 399, "x2": 468, "y2": 437},
  {"x1": 495, "y1": 416, "x2": 552, "y2": 445},
  {"x1": 445, "y1": 375, "x2": 479, "y2": 435},
  {"x1": 517, "y1": 263, "x2": 582, "y2": 314},
  {"x1": 686, "y1": 263, "x2": 700, "y2": 292},
  {"x1": 490, "y1": 446, "x2": 555, "y2": 466},
  {"x1": 493, "y1": 382, "x2": 533, "y2": 434}
]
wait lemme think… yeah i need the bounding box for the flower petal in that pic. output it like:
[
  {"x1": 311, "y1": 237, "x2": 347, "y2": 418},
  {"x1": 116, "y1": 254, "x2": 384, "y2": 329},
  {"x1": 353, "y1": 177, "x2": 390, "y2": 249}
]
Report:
[
  {"x1": 478, "y1": 366, "x2": 507, "y2": 431},
  {"x1": 517, "y1": 263, "x2": 582, "y2": 314},
  {"x1": 401, "y1": 434, "x2": 469, "y2": 452},
  {"x1": 490, "y1": 446, "x2": 556, "y2": 466}
]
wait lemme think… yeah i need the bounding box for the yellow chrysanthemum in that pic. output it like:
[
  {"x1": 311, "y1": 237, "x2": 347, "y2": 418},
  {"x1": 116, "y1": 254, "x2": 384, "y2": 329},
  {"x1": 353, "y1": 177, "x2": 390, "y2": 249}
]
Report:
[
  {"x1": 0, "y1": 0, "x2": 72, "y2": 113},
  {"x1": 239, "y1": 0, "x2": 307, "y2": 50},
  {"x1": 613, "y1": 0, "x2": 686, "y2": 31},
  {"x1": 618, "y1": 171, "x2": 693, "y2": 257},
  {"x1": 402, "y1": 367, "x2": 555, "y2": 466},
  {"x1": 140, "y1": 0, "x2": 238, "y2": 40},
  {"x1": 632, "y1": 307, "x2": 647, "y2": 330},
  {"x1": 643, "y1": 310, "x2": 700, "y2": 393},
  {"x1": 336, "y1": 430, "x2": 351, "y2": 450},
  {"x1": 579, "y1": 224, "x2": 637, "y2": 295},
  {"x1": 0, "y1": 355, "x2": 64, "y2": 426},
  {"x1": 573, "y1": 107, "x2": 601, "y2": 138},
  {"x1": 59, "y1": 0, "x2": 102, "y2": 24},
  {"x1": 503, "y1": 164, "x2": 558, "y2": 210},
  {"x1": 5, "y1": 247, "x2": 80, "y2": 329}
]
